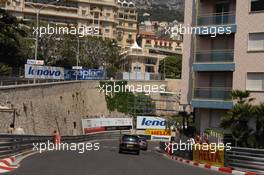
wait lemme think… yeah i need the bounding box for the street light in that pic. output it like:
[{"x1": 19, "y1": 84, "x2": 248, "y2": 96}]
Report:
[
  {"x1": 76, "y1": 36, "x2": 80, "y2": 81},
  {"x1": 26, "y1": 0, "x2": 60, "y2": 84}
]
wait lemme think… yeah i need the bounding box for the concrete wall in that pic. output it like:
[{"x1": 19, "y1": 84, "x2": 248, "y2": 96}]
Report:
[
  {"x1": 0, "y1": 81, "x2": 125, "y2": 135},
  {"x1": 0, "y1": 80, "x2": 180, "y2": 135}
]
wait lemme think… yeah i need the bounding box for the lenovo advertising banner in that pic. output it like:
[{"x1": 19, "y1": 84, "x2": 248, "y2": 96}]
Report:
[
  {"x1": 136, "y1": 116, "x2": 166, "y2": 130},
  {"x1": 25, "y1": 64, "x2": 64, "y2": 80},
  {"x1": 81, "y1": 118, "x2": 133, "y2": 134}
]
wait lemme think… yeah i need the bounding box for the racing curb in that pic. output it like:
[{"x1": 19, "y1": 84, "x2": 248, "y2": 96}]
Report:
[
  {"x1": 0, "y1": 150, "x2": 37, "y2": 174},
  {"x1": 156, "y1": 147, "x2": 257, "y2": 175},
  {"x1": 0, "y1": 156, "x2": 18, "y2": 173}
]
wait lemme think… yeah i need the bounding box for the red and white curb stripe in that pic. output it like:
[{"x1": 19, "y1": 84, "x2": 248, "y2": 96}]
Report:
[
  {"x1": 167, "y1": 155, "x2": 257, "y2": 175},
  {"x1": 0, "y1": 157, "x2": 19, "y2": 173}
]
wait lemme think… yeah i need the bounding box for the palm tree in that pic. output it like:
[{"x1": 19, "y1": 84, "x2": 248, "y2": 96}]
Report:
[
  {"x1": 221, "y1": 103, "x2": 255, "y2": 146},
  {"x1": 221, "y1": 90, "x2": 255, "y2": 147},
  {"x1": 255, "y1": 103, "x2": 264, "y2": 148},
  {"x1": 230, "y1": 90, "x2": 255, "y2": 104}
]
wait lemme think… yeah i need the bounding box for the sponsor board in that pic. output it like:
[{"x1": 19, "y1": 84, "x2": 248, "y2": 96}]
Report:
[
  {"x1": 193, "y1": 145, "x2": 224, "y2": 167},
  {"x1": 84, "y1": 126, "x2": 132, "y2": 134},
  {"x1": 136, "y1": 116, "x2": 166, "y2": 130},
  {"x1": 72, "y1": 66, "x2": 83, "y2": 70},
  {"x1": 25, "y1": 64, "x2": 64, "y2": 80},
  {"x1": 64, "y1": 69, "x2": 105, "y2": 80},
  {"x1": 81, "y1": 118, "x2": 133, "y2": 134},
  {"x1": 151, "y1": 135, "x2": 171, "y2": 142},
  {"x1": 27, "y1": 59, "x2": 44, "y2": 65},
  {"x1": 145, "y1": 129, "x2": 171, "y2": 136}
]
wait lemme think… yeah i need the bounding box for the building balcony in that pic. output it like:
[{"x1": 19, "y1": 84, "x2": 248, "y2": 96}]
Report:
[
  {"x1": 193, "y1": 87, "x2": 232, "y2": 100},
  {"x1": 196, "y1": 12, "x2": 237, "y2": 35},
  {"x1": 195, "y1": 50, "x2": 234, "y2": 62},
  {"x1": 193, "y1": 50, "x2": 235, "y2": 71},
  {"x1": 192, "y1": 87, "x2": 233, "y2": 109},
  {"x1": 126, "y1": 38, "x2": 134, "y2": 44},
  {"x1": 197, "y1": 12, "x2": 235, "y2": 26}
]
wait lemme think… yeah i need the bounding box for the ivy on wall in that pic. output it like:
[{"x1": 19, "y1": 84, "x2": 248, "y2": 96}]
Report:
[{"x1": 99, "y1": 81, "x2": 156, "y2": 116}]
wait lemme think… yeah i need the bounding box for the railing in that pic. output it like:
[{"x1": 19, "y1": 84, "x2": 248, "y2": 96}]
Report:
[
  {"x1": 195, "y1": 50, "x2": 234, "y2": 63},
  {"x1": 145, "y1": 45, "x2": 182, "y2": 54},
  {"x1": 197, "y1": 12, "x2": 236, "y2": 26},
  {"x1": 0, "y1": 76, "x2": 65, "y2": 86},
  {"x1": 25, "y1": 0, "x2": 118, "y2": 7},
  {"x1": 225, "y1": 147, "x2": 264, "y2": 174},
  {"x1": 0, "y1": 130, "x2": 129, "y2": 159},
  {"x1": 193, "y1": 87, "x2": 232, "y2": 100},
  {"x1": 25, "y1": 0, "x2": 78, "y2": 8},
  {"x1": 116, "y1": 72, "x2": 163, "y2": 81}
]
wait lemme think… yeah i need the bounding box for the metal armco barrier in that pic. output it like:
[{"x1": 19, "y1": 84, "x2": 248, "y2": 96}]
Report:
[
  {"x1": 0, "y1": 130, "x2": 129, "y2": 159},
  {"x1": 160, "y1": 142, "x2": 264, "y2": 174},
  {"x1": 225, "y1": 147, "x2": 264, "y2": 174}
]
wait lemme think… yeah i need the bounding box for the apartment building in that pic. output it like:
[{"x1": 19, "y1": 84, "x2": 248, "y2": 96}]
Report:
[
  {"x1": 117, "y1": 0, "x2": 138, "y2": 49},
  {"x1": 119, "y1": 42, "x2": 163, "y2": 80},
  {"x1": 141, "y1": 36, "x2": 182, "y2": 55},
  {"x1": 181, "y1": 0, "x2": 264, "y2": 135},
  {"x1": 1, "y1": 0, "x2": 137, "y2": 48}
]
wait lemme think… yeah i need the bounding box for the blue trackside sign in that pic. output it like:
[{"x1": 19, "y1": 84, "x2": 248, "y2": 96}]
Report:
[
  {"x1": 136, "y1": 116, "x2": 166, "y2": 129},
  {"x1": 64, "y1": 69, "x2": 105, "y2": 80}
]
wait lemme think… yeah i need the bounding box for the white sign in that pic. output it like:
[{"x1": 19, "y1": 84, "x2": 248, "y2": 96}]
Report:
[
  {"x1": 27, "y1": 59, "x2": 44, "y2": 65},
  {"x1": 136, "y1": 116, "x2": 166, "y2": 130},
  {"x1": 81, "y1": 118, "x2": 133, "y2": 130},
  {"x1": 72, "y1": 66, "x2": 83, "y2": 70},
  {"x1": 25, "y1": 64, "x2": 64, "y2": 80},
  {"x1": 151, "y1": 135, "x2": 171, "y2": 142}
]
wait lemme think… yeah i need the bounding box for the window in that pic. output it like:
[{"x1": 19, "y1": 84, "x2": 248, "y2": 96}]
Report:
[
  {"x1": 82, "y1": 10, "x2": 86, "y2": 16},
  {"x1": 146, "y1": 40, "x2": 151, "y2": 44},
  {"x1": 247, "y1": 73, "x2": 264, "y2": 91},
  {"x1": 248, "y1": 33, "x2": 264, "y2": 51},
  {"x1": 250, "y1": 0, "x2": 264, "y2": 12},
  {"x1": 134, "y1": 66, "x2": 141, "y2": 72},
  {"x1": 105, "y1": 29, "x2": 110, "y2": 33}
]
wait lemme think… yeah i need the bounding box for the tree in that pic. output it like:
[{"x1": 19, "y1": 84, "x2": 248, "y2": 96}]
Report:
[
  {"x1": 37, "y1": 28, "x2": 121, "y2": 75},
  {"x1": 254, "y1": 103, "x2": 264, "y2": 148},
  {"x1": 221, "y1": 103, "x2": 255, "y2": 147},
  {"x1": 0, "y1": 63, "x2": 12, "y2": 76},
  {"x1": 24, "y1": 21, "x2": 121, "y2": 75},
  {"x1": 159, "y1": 55, "x2": 182, "y2": 79},
  {"x1": 221, "y1": 90, "x2": 255, "y2": 147},
  {"x1": 230, "y1": 90, "x2": 255, "y2": 104},
  {"x1": 0, "y1": 9, "x2": 29, "y2": 67}
]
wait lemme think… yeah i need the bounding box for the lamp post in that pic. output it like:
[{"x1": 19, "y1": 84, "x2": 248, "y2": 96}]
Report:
[
  {"x1": 26, "y1": 0, "x2": 60, "y2": 84},
  {"x1": 76, "y1": 36, "x2": 80, "y2": 81}
]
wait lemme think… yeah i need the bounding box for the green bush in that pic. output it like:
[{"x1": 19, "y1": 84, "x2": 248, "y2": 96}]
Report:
[{"x1": 0, "y1": 63, "x2": 12, "y2": 76}]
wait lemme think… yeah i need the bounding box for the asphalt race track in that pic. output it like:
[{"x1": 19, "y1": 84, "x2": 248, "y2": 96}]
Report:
[{"x1": 6, "y1": 140, "x2": 226, "y2": 175}]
